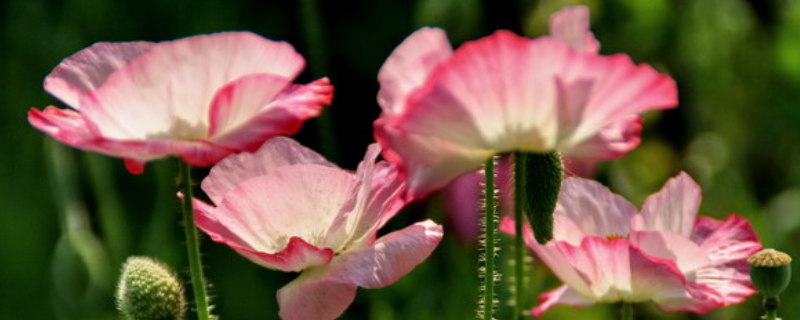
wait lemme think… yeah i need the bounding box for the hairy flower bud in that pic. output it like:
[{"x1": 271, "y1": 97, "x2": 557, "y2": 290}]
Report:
[
  {"x1": 116, "y1": 256, "x2": 186, "y2": 320},
  {"x1": 517, "y1": 152, "x2": 562, "y2": 244},
  {"x1": 748, "y1": 248, "x2": 792, "y2": 298}
]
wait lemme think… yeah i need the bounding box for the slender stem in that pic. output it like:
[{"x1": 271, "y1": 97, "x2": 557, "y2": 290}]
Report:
[
  {"x1": 763, "y1": 297, "x2": 779, "y2": 320},
  {"x1": 482, "y1": 156, "x2": 497, "y2": 320},
  {"x1": 178, "y1": 161, "x2": 211, "y2": 320},
  {"x1": 513, "y1": 153, "x2": 526, "y2": 319},
  {"x1": 765, "y1": 308, "x2": 778, "y2": 320},
  {"x1": 620, "y1": 302, "x2": 633, "y2": 320}
]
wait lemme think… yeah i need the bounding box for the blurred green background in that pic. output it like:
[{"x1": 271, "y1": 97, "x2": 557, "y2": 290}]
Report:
[{"x1": 1, "y1": 0, "x2": 799, "y2": 319}]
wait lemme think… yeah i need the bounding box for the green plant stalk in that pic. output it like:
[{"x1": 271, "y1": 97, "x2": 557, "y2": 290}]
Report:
[
  {"x1": 763, "y1": 297, "x2": 779, "y2": 320},
  {"x1": 513, "y1": 152, "x2": 526, "y2": 320},
  {"x1": 47, "y1": 141, "x2": 112, "y2": 288},
  {"x1": 765, "y1": 308, "x2": 778, "y2": 320},
  {"x1": 178, "y1": 161, "x2": 211, "y2": 320},
  {"x1": 84, "y1": 154, "x2": 130, "y2": 266},
  {"x1": 620, "y1": 302, "x2": 633, "y2": 320},
  {"x1": 481, "y1": 156, "x2": 498, "y2": 320}
]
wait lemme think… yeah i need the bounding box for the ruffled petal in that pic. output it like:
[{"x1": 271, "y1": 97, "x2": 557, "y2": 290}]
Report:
[
  {"x1": 209, "y1": 77, "x2": 332, "y2": 150},
  {"x1": 44, "y1": 42, "x2": 154, "y2": 108},
  {"x1": 500, "y1": 217, "x2": 594, "y2": 296},
  {"x1": 691, "y1": 215, "x2": 761, "y2": 263},
  {"x1": 503, "y1": 217, "x2": 696, "y2": 315},
  {"x1": 277, "y1": 272, "x2": 357, "y2": 320},
  {"x1": 208, "y1": 73, "x2": 293, "y2": 137},
  {"x1": 690, "y1": 215, "x2": 761, "y2": 307},
  {"x1": 375, "y1": 118, "x2": 494, "y2": 199},
  {"x1": 193, "y1": 193, "x2": 334, "y2": 273},
  {"x1": 28, "y1": 106, "x2": 231, "y2": 171},
  {"x1": 553, "y1": 237, "x2": 689, "y2": 304},
  {"x1": 565, "y1": 115, "x2": 642, "y2": 160},
  {"x1": 276, "y1": 220, "x2": 443, "y2": 320},
  {"x1": 555, "y1": 177, "x2": 638, "y2": 239},
  {"x1": 29, "y1": 106, "x2": 100, "y2": 144},
  {"x1": 201, "y1": 136, "x2": 333, "y2": 203},
  {"x1": 630, "y1": 230, "x2": 710, "y2": 273},
  {"x1": 325, "y1": 144, "x2": 408, "y2": 251},
  {"x1": 377, "y1": 27, "x2": 453, "y2": 115},
  {"x1": 633, "y1": 172, "x2": 701, "y2": 236},
  {"x1": 197, "y1": 165, "x2": 355, "y2": 260},
  {"x1": 79, "y1": 32, "x2": 305, "y2": 140},
  {"x1": 531, "y1": 285, "x2": 594, "y2": 318},
  {"x1": 653, "y1": 281, "x2": 723, "y2": 314},
  {"x1": 558, "y1": 54, "x2": 677, "y2": 149},
  {"x1": 548, "y1": 6, "x2": 600, "y2": 53}
]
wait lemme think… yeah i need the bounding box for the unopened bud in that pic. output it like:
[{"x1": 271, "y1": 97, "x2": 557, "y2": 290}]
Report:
[
  {"x1": 517, "y1": 152, "x2": 562, "y2": 244},
  {"x1": 116, "y1": 256, "x2": 186, "y2": 320},
  {"x1": 748, "y1": 248, "x2": 792, "y2": 298}
]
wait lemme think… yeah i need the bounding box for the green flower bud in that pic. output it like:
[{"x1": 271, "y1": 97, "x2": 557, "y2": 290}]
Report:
[
  {"x1": 517, "y1": 152, "x2": 562, "y2": 244},
  {"x1": 748, "y1": 249, "x2": 792, "y2": 298},
  {"x1": 116, "y1": 256, "x2": 186, "y2": 320}
]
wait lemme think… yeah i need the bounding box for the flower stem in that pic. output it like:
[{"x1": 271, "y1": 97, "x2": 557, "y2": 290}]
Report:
[
  {"x1": 765, "y1": 308, "x2": 778, "y2": 320},
  {"x1": 763, "y1": 297, "x2": 779, "y2": 320},
  {"x1": 620, "y1": 302, "x2": 633, "y2": 320},
  {"x1": 178, "y1": 161, "x2": 211, "y2": 320},
  {"x1": 481, "y1": 156, "x2": 498, "y2": 320},
  {"x1": 513, "y1": 152, "x2": 526, "y2": 320}
]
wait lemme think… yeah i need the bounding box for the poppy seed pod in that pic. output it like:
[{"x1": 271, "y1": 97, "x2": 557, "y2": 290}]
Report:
[
  {"x1": 116, "y1": 256, "x2": 186, "y2": 320},
  {"x1": 748, "y1": 248, "x2": 792, "y2": 298}
]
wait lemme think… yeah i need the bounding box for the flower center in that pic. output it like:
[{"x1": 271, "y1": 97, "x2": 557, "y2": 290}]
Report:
[
  {"x1": 166, "y1": 118, "x2": 208, "y2": 140},
  {"x1": 605, "y1": 234, "x2": 629, "y2": 241}
]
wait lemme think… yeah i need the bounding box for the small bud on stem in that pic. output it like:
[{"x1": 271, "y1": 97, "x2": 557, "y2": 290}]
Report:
[
  {"x1": 517, "y1": 152, "x2": 562, "y2": 244},
  {"x1": 117, "y1": 256, "x2": 186, "y2": 320}
]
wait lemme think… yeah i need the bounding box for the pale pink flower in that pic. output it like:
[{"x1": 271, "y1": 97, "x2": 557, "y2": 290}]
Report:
[
  {"x1": 374, "y1": 6, "x2": 677, "y2": 198},
  {"x1": 29, "y1": 32, "x2": 332, "y2": 174},
  {"x1": 500, "y1": 172, "x2": 762, "y2": 317},
  {"x1": 191, "y1": 137, "x2": 443, "y2": 320}
]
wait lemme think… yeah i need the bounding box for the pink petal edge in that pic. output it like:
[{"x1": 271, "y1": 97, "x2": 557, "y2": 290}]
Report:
[
  {"x1": 210, "y1": 77, "x2": 333, "y2": 151},
  {"x1": 549, "y1": 6, "x2": 600, "y2": 53},
  {"x1": 29, "y1": 106, "x2": 233, "y2": 172},
  {"x1": 44, "y1": 41, "x2": 155, "y2": 108},
  {"x1": 277, "y1": 220, "x2": 443, "y2": 320},
  {"x1": 201, "y1": 136, "x2": 334, "y2": 204},
  {"x1": 532, "y1": 285, "x2": 594, "y2": 318},
  {"x1": 193, "y1": 197, "x2": 334, "y2": 272},
  {"x1": 377, "y1": 27, "x2": 453, "y2": 115}
]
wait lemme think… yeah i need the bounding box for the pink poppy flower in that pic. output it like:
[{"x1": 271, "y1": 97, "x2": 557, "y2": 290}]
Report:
[
  {"x1": 500, "y1": 172, "x2": 762, "y2": 317},
  {"x1": 29, "y1": 32, "x2": 332, "y2": 174},
  {"x1": 191, "y1": 137, "x2": 443, "y2": 320},
  {"x1": 374, "y1": 6, "x2": 677, "y2": 198}
]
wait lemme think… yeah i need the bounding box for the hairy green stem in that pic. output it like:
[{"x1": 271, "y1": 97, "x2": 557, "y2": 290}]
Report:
[
  {"x1": 481, "y1": 156, "x2": 498, "y2": 320},
  {"x1": 620, "y1": 302, "x2": 633, "y2": 320},
  {"x1": 178, "y1": 161, "x2": 211, "y2": 320},
  {"x1": 513, "y1": 152, "x2": 526, "y2": 319}
]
